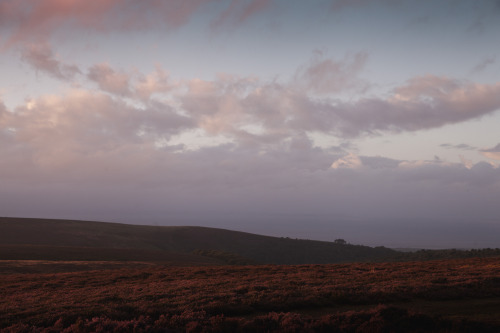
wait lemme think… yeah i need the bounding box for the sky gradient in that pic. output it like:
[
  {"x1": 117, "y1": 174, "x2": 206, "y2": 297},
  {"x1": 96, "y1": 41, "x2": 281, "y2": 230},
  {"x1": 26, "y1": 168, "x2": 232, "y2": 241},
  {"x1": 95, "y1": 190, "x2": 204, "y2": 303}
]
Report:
[{"x1": 1, "y1": 0, "x2": 500, "y2": 248}]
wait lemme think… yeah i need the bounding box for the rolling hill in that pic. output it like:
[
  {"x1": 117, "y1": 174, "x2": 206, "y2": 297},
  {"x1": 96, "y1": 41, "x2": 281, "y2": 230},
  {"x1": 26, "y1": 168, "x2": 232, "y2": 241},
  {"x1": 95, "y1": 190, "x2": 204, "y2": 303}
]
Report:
[{"x1": 0, "y1": 217, "x2": 397, "y2": 264}]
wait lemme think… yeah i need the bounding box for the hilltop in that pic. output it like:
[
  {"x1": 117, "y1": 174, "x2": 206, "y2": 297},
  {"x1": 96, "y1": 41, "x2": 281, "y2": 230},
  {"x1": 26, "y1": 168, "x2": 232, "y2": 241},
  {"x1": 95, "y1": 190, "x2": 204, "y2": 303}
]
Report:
[{"x1": 0, "y1": 217, "x2": 396, "y2": 265}]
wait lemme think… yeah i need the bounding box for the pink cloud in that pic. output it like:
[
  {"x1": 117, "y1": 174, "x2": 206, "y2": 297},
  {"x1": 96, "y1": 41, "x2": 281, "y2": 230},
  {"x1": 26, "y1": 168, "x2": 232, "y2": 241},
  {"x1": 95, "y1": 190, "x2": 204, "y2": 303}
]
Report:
[
  {"x1": 179, "y1": 72, "x2": 500, "y2": 141},
  {"x1": 0, "y1": 0, "x2": 274, "y2": 49},
  {"x1": 480, "y1": 143, "x2": 500, "y2": 161},
  {"x1": 291, "y1": 75, "x2": 500, "y2": 137},
  {"x1": 4, "y1": 63, "x2": 500, "y2": 177},
  {"x1": 87, "y1": 63, "x2": 131, "y2": 96},
  {"x1": 0, "y1": 0, "x2": 211, "y2": 48},
  {"x1": 87, "y1": 63, "x2": 174, "y2": 100},
  {"x1": 2, "y1": 89, "x2": 194, "y2": 172},
  {"x1": 134, "y1": 65, "x2": 173, "y2": 101}
]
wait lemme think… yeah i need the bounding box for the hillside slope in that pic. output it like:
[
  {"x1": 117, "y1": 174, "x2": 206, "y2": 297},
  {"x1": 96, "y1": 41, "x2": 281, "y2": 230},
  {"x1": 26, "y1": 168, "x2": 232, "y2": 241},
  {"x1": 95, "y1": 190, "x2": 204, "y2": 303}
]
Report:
[{"x1": 0, "y1": 217, "x2": 397, "y2": 264}]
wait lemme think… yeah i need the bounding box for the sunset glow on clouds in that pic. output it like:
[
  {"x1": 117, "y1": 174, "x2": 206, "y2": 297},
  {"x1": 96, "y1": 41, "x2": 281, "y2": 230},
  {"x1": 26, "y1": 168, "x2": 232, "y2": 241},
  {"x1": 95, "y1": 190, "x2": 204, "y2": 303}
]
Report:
[{"x1": 1, "y1": 0, "x2": 500, "y2": 248}]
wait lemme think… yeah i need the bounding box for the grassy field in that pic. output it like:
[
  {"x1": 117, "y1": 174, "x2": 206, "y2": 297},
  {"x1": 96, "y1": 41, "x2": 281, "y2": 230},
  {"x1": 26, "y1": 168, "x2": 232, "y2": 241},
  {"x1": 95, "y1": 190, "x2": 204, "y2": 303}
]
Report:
[{"x1": 1, "y1": 257, "x2": 500, "y2": 332}]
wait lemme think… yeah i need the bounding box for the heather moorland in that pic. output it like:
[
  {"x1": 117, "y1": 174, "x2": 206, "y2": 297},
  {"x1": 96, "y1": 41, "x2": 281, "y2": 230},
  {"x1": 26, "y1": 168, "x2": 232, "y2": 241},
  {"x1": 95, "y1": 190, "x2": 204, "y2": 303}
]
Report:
[{"x1": 1, "y1": 257, "x2": 500, "y2": 332}]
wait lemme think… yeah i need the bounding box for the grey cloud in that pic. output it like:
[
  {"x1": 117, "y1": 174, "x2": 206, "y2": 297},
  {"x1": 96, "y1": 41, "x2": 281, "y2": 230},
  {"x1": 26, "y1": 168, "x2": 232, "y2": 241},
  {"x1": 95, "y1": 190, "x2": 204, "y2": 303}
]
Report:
[
  {"x1": 456, "y1": 144, "x2": 476, "y2": 150},
  {"x1": 359, "y1": 156, "x2": 401, "y2": 169},
  {"x1": 330, "y1": 0, "x2": 402, "y2": 12},
  {"x1": 0, "y1": 99, "x2": 6, "y2": 116},
  {"x1": 480, "y1": 143, "x2": 500, "y2": 153},
  {"x1": 20, "y1": 43, "x2": 81, "y2": 80},
  {"x1": 210, "y1": 0, "x2": 272, "y2": 31},
  {"x1": 466, "y1": 0, "x2": 500, "y2": 33},
  {"x1": 440, "y1": 143, "x2": 477, "y2": 151},
  {"x1": 1, "y1": 143, "x2": 499, "y2": 247},
  {"x1": 479, "y1": 143, "x2": 500, "y2": 161},
  {"x1": 294, "y1": 51, "x2": 369, "y2": 94},
  {"x1": 471, "y1": 56, "x2": 496, "y2": 73}
]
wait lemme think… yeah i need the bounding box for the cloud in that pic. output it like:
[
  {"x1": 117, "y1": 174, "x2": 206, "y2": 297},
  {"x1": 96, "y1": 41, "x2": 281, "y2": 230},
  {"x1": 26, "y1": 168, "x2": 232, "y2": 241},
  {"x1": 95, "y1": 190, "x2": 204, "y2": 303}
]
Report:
[
  {"x1": 2, "y1": 82, "x2": 500, "y2": 246},
  {"x1": 22, "y1": 60, "x2": 488, "y2": 157},
  {"x1": 134, "y1": 65, "x2": 173, "y2": 101},
  {"x1": 86, "y1": 63, "x2": 173, "y2": 100},
  {"x1": 459, "y1": 155, "x2": 474, "y2": 169},
  {"x1": 0, "y1": 0, "x2": 214, "y2": 48},
  {"x1": 346, "y1": 75, "x2": 500, "y2": 135},
  {"x1": 359, "y1": 155, "x2": 401, "y2": 169},
  {"x1": 440, "y1": 143, "x2": 477, "y2": 151},
  {"x1": 2, "y1": 134, "x2": 499, "y2": 245},
  {"x1": 38, "y1": 56, "x2": 500, "y2": 145},
  {"x1": 330, "y1": 0, "x2": 401, "y2": 12},
  {"x1": 482, "y1": 143, "x2": 500, "y2": 152},
  {"x1": 1, "y1": 89, "x2": 194, "y2": 174},
  {"x1": 294, "y1": 51, "x2": 369, "y2": 94},
  {"x1": 0, "y1": 0, "x2": 276, "y2": 49},
  {"x1": 480, "y1": 143, "x2": 500, "y2": 161},
  {"x1": 3, "y1": 60, "x2": 500, "y2": 238},
  {"x1": 330, "y1": 153, "x2": 458, "y2": 171},
  {"x1": 211, "y1": 0, "x2": 272, "y2": 30},
  {"x1": 330, "y1": 153, "x2": 362, "y2": 169},
  {"x1": 471, "y1": 56, "x2": 496, "y2": 73},
  {"x1": 178, "y1": 73, "x2": 500, "y2": 141},
  {"x1": 87, "y1": 63, "x2": 131, "y2": 96},
  {"x1": 466, "y1": 0, "x2": 500, "y2": 33},
  {"x1": 20, "y1": 42, "x2": 81, "y2": 80}
]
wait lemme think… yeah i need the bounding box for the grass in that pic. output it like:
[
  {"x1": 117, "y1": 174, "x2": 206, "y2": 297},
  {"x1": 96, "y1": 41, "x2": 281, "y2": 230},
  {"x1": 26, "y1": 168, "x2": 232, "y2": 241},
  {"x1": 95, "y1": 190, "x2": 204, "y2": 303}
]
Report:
[{"x1": 1, "y1": 257, "x2": 500, "y2": 332}]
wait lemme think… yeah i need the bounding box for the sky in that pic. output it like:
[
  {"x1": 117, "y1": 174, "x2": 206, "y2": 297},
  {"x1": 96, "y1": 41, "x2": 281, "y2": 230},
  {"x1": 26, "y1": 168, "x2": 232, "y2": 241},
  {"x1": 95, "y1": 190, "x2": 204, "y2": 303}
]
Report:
[{"x1": 1, "y1": 0, "x2": 500, "y2": 249}]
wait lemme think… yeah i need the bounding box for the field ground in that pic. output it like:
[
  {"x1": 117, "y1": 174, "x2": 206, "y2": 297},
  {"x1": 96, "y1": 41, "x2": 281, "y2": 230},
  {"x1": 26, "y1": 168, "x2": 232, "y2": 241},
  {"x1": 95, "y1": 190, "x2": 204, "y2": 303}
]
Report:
[{"x1": 1, "y1": 257, "x2": 500, "y2": 332}]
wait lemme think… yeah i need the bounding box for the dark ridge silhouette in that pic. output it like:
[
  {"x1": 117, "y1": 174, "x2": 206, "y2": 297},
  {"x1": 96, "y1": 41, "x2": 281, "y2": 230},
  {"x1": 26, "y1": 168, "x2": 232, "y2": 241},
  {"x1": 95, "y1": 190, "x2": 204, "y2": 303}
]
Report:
[
  {"x1": 0, "y1": 217, "x2": 397, "y2": 264},
  {"x1": 2, "y1": 217, "x2": 499, "y2": 265}
]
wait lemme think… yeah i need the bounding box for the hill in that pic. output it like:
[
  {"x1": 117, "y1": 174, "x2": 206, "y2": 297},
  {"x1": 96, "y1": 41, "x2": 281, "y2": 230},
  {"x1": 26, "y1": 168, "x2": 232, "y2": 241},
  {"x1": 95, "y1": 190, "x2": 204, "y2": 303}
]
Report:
[{"x1": 0, "y1": 217, "x2": 397, "y2": 264}]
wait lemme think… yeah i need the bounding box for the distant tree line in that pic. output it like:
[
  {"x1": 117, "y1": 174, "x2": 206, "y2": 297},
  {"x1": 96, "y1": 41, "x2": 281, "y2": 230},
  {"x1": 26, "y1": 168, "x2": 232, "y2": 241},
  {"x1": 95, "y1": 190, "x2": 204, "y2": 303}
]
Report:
[{"x1": 395, "y1": 248, "x2": 500, "y2": 261}]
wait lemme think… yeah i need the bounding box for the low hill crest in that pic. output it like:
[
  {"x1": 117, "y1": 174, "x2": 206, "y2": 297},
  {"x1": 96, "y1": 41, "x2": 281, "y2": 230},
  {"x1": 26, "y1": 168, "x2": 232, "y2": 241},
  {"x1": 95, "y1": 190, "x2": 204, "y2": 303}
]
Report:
[{"x1": 0, "y1": 217, "x2": 396, "y2": 264}]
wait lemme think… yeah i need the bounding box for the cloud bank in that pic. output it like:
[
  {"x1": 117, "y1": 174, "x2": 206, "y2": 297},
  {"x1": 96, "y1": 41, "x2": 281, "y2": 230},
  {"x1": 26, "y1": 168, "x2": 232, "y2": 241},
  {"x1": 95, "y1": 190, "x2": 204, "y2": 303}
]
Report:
[
  {"x1": 2, "y1": 60, "x2": 500, "y2": 223},
  {"x1": 2, "y1": 63, "x2": 500, "y2": 232}
]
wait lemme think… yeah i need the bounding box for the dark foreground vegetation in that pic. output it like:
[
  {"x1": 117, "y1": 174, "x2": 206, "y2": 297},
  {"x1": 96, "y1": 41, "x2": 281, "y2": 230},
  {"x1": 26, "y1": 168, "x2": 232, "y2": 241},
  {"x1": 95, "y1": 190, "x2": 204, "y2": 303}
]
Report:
[{"x1": 1, "y1": 257, "x2": 500, "y2": 332}]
